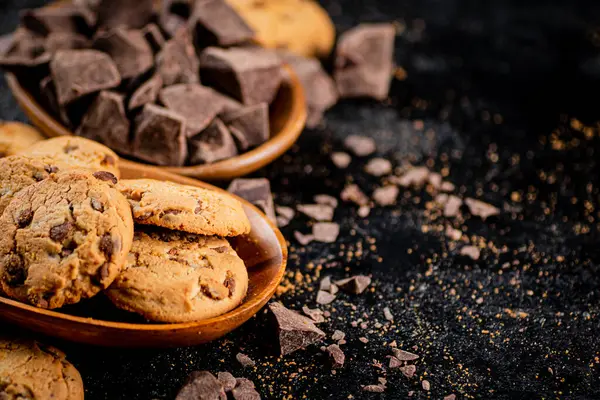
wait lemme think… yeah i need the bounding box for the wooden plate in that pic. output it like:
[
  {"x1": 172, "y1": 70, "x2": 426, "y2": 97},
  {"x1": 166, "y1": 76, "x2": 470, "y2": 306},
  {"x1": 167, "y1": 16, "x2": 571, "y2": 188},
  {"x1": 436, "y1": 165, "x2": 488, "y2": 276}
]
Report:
[{"x1": 0, "y1": 165, "x2": 288, "y2": 348}]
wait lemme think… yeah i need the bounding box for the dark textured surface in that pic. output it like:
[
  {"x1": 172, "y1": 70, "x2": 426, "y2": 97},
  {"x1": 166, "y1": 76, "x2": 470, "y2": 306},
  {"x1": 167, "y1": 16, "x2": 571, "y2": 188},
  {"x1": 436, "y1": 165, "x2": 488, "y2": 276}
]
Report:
[{"x1": 2, "y1": 1, "x2": 600, "y2": 399}]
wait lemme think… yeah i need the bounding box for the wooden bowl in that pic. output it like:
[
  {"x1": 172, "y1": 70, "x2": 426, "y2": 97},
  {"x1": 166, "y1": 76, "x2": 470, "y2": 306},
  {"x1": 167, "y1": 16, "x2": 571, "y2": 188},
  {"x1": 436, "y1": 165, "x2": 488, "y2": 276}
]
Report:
[
  {"x1": 0, "y1": 165, "x2": 288, "y2": 348},
  {"x1": 5, "y1": 63, "x2": 306, "y2": 181}
]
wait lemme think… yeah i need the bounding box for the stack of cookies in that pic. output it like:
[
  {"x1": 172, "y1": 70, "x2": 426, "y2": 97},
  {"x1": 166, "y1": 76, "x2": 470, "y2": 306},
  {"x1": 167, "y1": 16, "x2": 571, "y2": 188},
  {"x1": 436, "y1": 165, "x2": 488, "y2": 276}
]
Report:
[{"x1": 0, "y1": 134, "x2": 251, "y2": 323}]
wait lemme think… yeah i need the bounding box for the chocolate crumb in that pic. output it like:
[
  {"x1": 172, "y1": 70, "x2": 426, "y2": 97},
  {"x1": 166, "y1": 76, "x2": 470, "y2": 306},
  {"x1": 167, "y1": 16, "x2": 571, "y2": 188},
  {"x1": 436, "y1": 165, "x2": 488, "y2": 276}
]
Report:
[
  {"x1": 341, "y1": 184, "x2": 369, "y2": 206},
  {"x1": 383, "y1": 307, "x2": 394, "y2": 321},
  {"x1": 392, "y1": 349, "x2": 419, "y2": 361},
  {"x1": 373, "y1": 185, "x2": 399, "y2": 206},
  {"x1": 460, "y1": 245, "x2": 481, "y2": 260},
  {"x1": 302, "y1": 306, "x2": 325, "y2": 323},
  {"x1": 359, "y1": 337, "x2": 369, "y2": 344},
  {"x1": 396, "y1": 166, "x2": 430, "y2": 187},
  {"x1": 331, "y1": 152, "x2": 351, "y2": 168},
  {"x1": 358, "y1": 205, "x2": 371, "y2": 217},
  {"x1": 388, "y1": 356, "x2": 402, "y2": 369},
  {"x1": 327, "y1": 344, "x2": 345, "y2": 368},
  {"x1": 235, "y1": 353, "x2": 255, "y2": 368},
  {"x1": 422, "y1": 380, "x2": 431, "y2": 391},
  {"x1": 294, "y1": 231, "x2": 314, "y2": 246},
  {"x1": 334, "y1": 275, "x2": 371, "y2": 294},
  {"x1": 444, "y1": 394, "x2": 456, "y2": 400},
  {"x1": 344, "y1": 135, "x2": 376, "y2": 157},
  {"x1": 313, "y1": 222, "x2": 340, "y2": 243},
  {"x1": 316, "y1": 290, "x2": 336, "y2": 305},
  {"x1": 362, "y1": 384, "x2": 385, "y2": 393},
  {"x1": 400, "y1": 364, "x2": 416, "y2": 378},
  {"x1": 465, "y1": 198, "x2": 500, "y2": 220},
  {"x1": 314, "y1": 194, "x2": 338, "y2": 208},
  {"x1": 297, "y1": 204, "x2": 334, "y2": 221},
  {"x1": 331, "y1": 330, "x2": 345, "y2": 342},
  {"x1": 365, "y1": 158, "x2": 392, "y2": 176}
]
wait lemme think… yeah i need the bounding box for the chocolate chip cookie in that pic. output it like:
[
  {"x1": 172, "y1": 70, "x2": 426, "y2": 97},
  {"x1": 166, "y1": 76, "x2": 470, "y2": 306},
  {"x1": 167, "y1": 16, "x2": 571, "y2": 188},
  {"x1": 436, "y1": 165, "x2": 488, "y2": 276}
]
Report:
[
  {"x1": 0, "y1": 171, "x2": 134, "y2": 309},
  {"x1": 0, "y1": 121, "x2": 45, "y2": 157},
  {"x1": 19, "y1": 136, "x2": 120, "y2": 178},
  {"x1": 106, "y1": 228, "x2": 248, "y2": 323},
  {"x1": 117, "y1": 179, "x2": 251, "y2": 237},
  {"x1": 0, "y1": 337, "x2": 84, "y2": 400}
]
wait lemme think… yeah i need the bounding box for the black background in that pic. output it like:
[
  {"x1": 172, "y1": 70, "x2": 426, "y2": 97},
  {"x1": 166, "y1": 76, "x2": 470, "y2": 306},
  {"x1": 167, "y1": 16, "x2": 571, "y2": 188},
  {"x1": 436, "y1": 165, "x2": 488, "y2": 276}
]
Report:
[{"x1": 2, "y1": 1, "x2": 600, "y2": 399}]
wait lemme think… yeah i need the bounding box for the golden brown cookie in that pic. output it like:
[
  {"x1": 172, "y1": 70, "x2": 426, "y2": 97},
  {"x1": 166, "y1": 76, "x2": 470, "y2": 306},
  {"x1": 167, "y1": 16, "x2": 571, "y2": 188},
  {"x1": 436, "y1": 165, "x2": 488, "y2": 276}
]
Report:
[
  {"x1": 0, "y1": 171, "x2": 134, "y2": 309},
  {"x1": 0, "y1": 337, "x2": 84, "y2": 400},
  {"x1": 0, "y1": 122, "x2": 45, "y2": 157},
  {"x1": 19, "y1": 136, "x2": 120, "y2": 178},
  {"x1": 226, "y1": 0, "x2": 335, "y2": 58},
  {"x1": 106, "y1": 228, "x2": 248, "y2": 323},
  {"x1": 117, "y1": 179, "x2": 251, "y2": 237}
]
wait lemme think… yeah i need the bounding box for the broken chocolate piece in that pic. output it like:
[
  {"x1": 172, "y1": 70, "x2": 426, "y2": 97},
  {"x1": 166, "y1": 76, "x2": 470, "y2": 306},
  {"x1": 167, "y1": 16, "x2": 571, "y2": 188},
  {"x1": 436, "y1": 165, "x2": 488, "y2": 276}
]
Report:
[
  {"x1": 297, "y1": 204, "x2": 334, "y2": 222},
  {"x1": 465, "y1": 198, "x2": 500, "y2": 220},
  {"x1": 365, "y1": 158, "x2": 392, "y2": 176},
  {"x1": 396, "y1": 166, "x2": 430, "y2": 187},
  {"x1": 334, "y1": 275, "x2": 371, "y2": 294},
  {"x1": 388, "y1": 356, "x2": 402, "y2": 369},
  {"x1": 217, "y1": 372, "x2": 236, "y2": 392},
  {"x1": 132, "y1": 104, "x2": 187, "y2": 166},
  {"x1": 232, "y1": 379, "x2": 261, "y2": 400},
  {"x1": 294, "y1": 231, "x2": 314, "y2": 246},
  {"x1": 316, "y1": 290, "x2": 336, "y2": 305},
  {"x1": 331, "y1": 330, "x2": 345, "y2": 342},
  {"x1": 50, "y1": 49, "x2": 121, "y2": 105},
  {"x1": 373, "y1": 185, "x2": 399, "y2": 206},
  {"x1": 422, "y1": 380, "x2": 431, "y2": 391},
  {"x1": 302, "y1": 306, "x2": 325, "y2": 323},
  {"x1": 313, "y1": 222, "x2": 340, "y2": 243},
  {"x1": 275, "y1": 206, "x2": 295, "y2": 227},
  {"x1": 327, "y1": 344, "x2": 345, "y2": 368},
  {"x1": 383, "y1": 307, "x2": 394, "y2": 321},
  {"x1": 97, "y1": 0, "x2": 154, "y2": 30},
  {"x1": 341, "y1": 184, "x2": 369, "y2": 206},
  {"x1": 200, "y1": 46, "x2": 283, "y2": 105},
  {"x1": 76, "y1": 91, "x2": 130, "y2": 152},
  {"x1": 269, "y1": 302, "x2": 325, "y2": 356},
  {"x1": 156, "y1": 29, "x2": 200, "y2": 86},
  {"x1": 220, "y1": 103, "x2": 269, "y2": 151},
  {"x1": 176, "y1": 371, "x2": 226, "y2": 400},
  {"x1": 363, "y1": 384, "x2": 385, "y2": 393},
  {"x1": 40, "y1": 76, "x2": 71, "y2": 127},
  {"x1": 444, "y1": 394, "x2": 456, "y2": 400},
  {"x1": 460, "y1": 245, "x2": 481, "y2": 260},
  {"x1": 44, "y1": 32, "x2": 90, "y2": 54},
  {"x1": 20, "y1": 5, "x2": 96, "y2": 37},
  {"x1": 334, "y1": 23, "x2": 396, "y2": 100},
  {"x1": 93, "y1": 28, "x2": 154, "y2": 80},
  {"x1": 188, "y1": 118, "x2": 238, "y2": 165},
  {"x1": 227, "y1": 178, "x2": 276, "y2": 224},
  {"x1": 0, "y1": 29, "x2": 50, "y2": 69},
  {"x1": 235, "y1": 353, "x2": 255, "y2": 368},
  {"x1": 436, "y1": 194, "x2": 463, "y2": 218},
  {"x1": 331, "y1": 152, "x2": 351, "y2": 169},
  {"x1": 128, "y1": 74, "x2": 163, "y2": 110},
  {"x1": 191, "y1": 0, "x2": 254, "y2": 47},
  {"x1": 142, "y1": 23, "x2": 166, "y2": 54},
  {"x1": 400, "y1": 364, "x2": 416, "y2": 378},
  {"x1": 314, "y1": 194, "x2": 338, "y2": 208},
  {"x1": 392, "y1": 348, "x2": 419, "y2": 361},
  {"x1": 319, "y1": 276, "x2": 338, "y2": 294},
  {"x1": 344, "y1": 135, "x2": 376, "y2": 157},
  {"x1": 159, "y1": 0, "x2": 193, "y2": 38}
]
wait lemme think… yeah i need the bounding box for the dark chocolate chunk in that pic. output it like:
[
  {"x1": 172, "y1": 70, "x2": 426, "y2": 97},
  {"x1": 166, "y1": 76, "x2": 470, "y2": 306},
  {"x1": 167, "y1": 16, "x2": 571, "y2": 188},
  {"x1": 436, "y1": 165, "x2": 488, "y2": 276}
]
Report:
[
  {"x1": 227, "y1": 178, "x2": 276, "y2": 224},
  {"x1": 132, "y1": 104, "x2": 188, "y2": 166},
  {"x1": 268, "y1": 302, "x2": 326, "y2": 356},
  {"x1": 199, "y1": 46, "x2": 283, "y2": 106},
  {"x1": 50, "y1": 49, "x2": 121, "y2": 105},
  {"x1": 232, "y1": 380, "x2": 261, "y2": 400},
  {"x1": 20, "y1": 6, "x2": 96, "y2": 37},
  {"x1": 277, "y1": 51, "x2": 338, "y2": 128},
  {"x1": 159, "y1": 84, "x2": 230, "y2": 137},
  {"x1": 93, "y1": 171, "x2": 118, "y2": 184},
  {"x1": 392, "y1": 348, "x2": 419, "y2": 361},
  {"x1": 76, "y1": 91, "x2": 131, "y2": 152},
  {"x1": 294, "y1": 231, "x2": 314, "y2": 246},
  {"x1": 0, "y1": 28, "x2": 50, "y2": 69},
  {"x1": 217, "y1": 372, "x2": 236, "y2": 392},
  {"x1": 50, "y1": 222, "x2": 73, "y2": 242},
  {"x1": 39, "y1": 76, "x2": 71, "y2": 127},
  {"x1": 220, "y1": 103, "x2": 269, "y2": 151},
  {"x1": 327, "y1": 344, "x2": 345, "y2": 368},
  {"x1": 334, "y1": 23, "x2": 396, "y2": 100},
  {"x1": 188, "y1": 118, "x2": 238, "y2": 165},
  {"x1": 156, "y1": 29, "x2": 200, "y2": 86},
  {"x1": 388, "y1": 356, "x2": 402, "y2": 369},
  {"x1": 128, "y1": 74, "x2": 163, "y2": 110},
  {"x1": 175, "y1": 371, "x2": 226, "y2": 400},
  {"x1": 16, "y1": 209, "x2": 34, "y2": 228},
  {"x1": 159, "y1": 0, "x2": 192, "y2": 38},
  {"x1": 44, "y1": 32, "x2": 90, "y2": 57},
  {"x1": 0, "y1": 34, "x2": 13, "y2": 56},
  {"x1": 302, "y1": 306, "x2": 325, "y2": 323},
  {"x1": 93, "y1": 28, "x2": 154, "y2": 80},
  {"x1": 334, "y1": 275, "x2": 371, "y2": 294},
  {"x1": 191, "y1": 0, "x2": 254, "y2": 48},
  {"x1": 97, "y1": 0, "x2": 154, "y2": 30},
  {"x1": 235, "y1": 353, "x2": 255, "y2": 368},
  {"x1": 141, "y1": 23, "x2": 166, "y2": 54}
]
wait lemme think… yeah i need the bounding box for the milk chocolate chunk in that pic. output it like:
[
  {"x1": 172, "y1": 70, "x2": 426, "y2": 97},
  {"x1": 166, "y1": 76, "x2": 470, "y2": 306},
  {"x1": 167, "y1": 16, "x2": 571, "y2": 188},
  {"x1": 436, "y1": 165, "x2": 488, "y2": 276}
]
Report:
[
  {"x1": 50, "y1": 49, "x2": 121, "y2": 105},
  {"x1": 199, "y1": 46, "x2": 283, "y2": 106},
  {"x1": 191, "y1": 0, "x2": 254, "y2": 48},
  {"x1": 228, "y1": 178, "x2": 276, "y2": 224},
  {"x1": 20, "y1": 6, "x2": 96, "y2": 37},
  {"x1": 220, "y1": 103, "x2": 269, "y2": 151},
  {"x1": 128, "y1": 74, "x2": 163, "y2": 110},
  {"x1": 0, "y1": 29, "x2": 49, "y2": 69},
  {"x1": 132, "y1": 104, "x2": 187, "y2": 166},
  {"x1": 93, "y1": 28, "x2": 153, "y2": 80},
  {"x1": 157, "y1": 29, "x2": 200, "y2": 86},
  {"x1": 277, "y1": 51, "x2": 338, "y2": 128},
  {"x1": 97, "y1": 0, "x2": 154, "y2": 30},
  {"x1": 188, "y1": 119, "x2": 238, "y2": 165},
  {"x1": 327, "y1": 344, "x2": 345, "y2": 368},
  {"x1": 334, "y1": 23, "x2": 396, "y2": 100},
  {"x1": 176, "y1": 371, "x2": 226, "y2": 400},
  {"x1": 141, "y1": 23, "x2": 166, "y2": 54},
  {"x1": 269, "y1": 302, "x2": 326, "y2": 356},
  {"x1": 76, "y1": 91, "x2": 131, "y2": 152},
  {"x1": 334, "y1": 275, "x2": 371, "y2": 294},
  {"x1": 44, "y1": 32, "x2": 90, "y2": 54}
]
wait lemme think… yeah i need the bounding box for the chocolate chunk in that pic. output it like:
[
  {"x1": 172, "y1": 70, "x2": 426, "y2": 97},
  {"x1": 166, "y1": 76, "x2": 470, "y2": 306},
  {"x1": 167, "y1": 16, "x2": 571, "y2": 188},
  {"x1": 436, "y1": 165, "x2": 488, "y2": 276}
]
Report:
[
  {"x1": 128, "y1": 74, "x2": 163, "y2": 110},
  {"x1": 312, "y1": 222, "x2": 340, "y2": 243},
  {"x1": 395, "y1": 166, "x2": 430, "y2": 187},
  {"x1": 388, "y1": 356, "x2": 402, "y2": 369},
  {"x1": 16, "y1": 208, "x2": 34, "y2": 228},
  {"x1": 50, "y1": 222, "x2": 72, "y2": 242},
  {"x1": 0, "y1": 29, "x2": 50, "y2": 69},
  {"x1": 234, "y1": 378, "x2": 255, "y2": 391},
  {"x1": 297, "y1": 204, "x2": 334, "y2": 222},
  {"x1": 363, "y1": 384, "x2": 385, "y2": 393},
  {"x1": 302, "y1": 306, "x2": 325, "y2": 323},
  {"x1": 327, "y1": 344, "x2": 345, "y2": 369},
  {"x1": 20, "y1": 6, "x2": 96, "y2": 37},
  {"x1": 400, "y1": 364, "x2": 416, "y2": 378},
  {"x1": 191, "y1": 0, "x2": 254, "y2": 47},
  {"x1": 220, "y1": 103, "x2": 269, "y2": 151},
  {"x1": 330, "y1": 152, "x2": 351, "y2": 169},
  {"x1": 464, "y1": 198, "x2": 500, "y2": 220},
  {"x1": 141, "y1": 23, "x2": 166, "y2": 54},
  {"x1": 235, "y1": 353, "x2": 255, "y2": 368},
  {"x1": 93, "y1": 28, "x2": 154, "y2": 80},
  {"x1": 392, "y1": 348, "x2": 419, "y2": 361},
  {"x1": 373, "y1": 185, "x2": 399, "y2": 206},
  {"x1": 159, "y1": 84, "x2": 230, "y2": 137},
  {"x1": 232, "y1": 383, "x2": 261, "y2": 400},
  {"x1": 91, "y1": 198, "x2": 104, "y2": 212},
  {"x1": 97, "y1": 0, "x2": 154, "y2": 30},
  {"x1": 365, "y1": 158, "x2": 392, "y2": 176},
  {"x1": 422, "y1": 380, "x2": 431, "y2": 391},
  {"x1": 44, "y1": 32, "x2": 90, "y2": 54},
  {"x1": 294, "y1": 231, "x2": 314, "y2": 246},
  {"x1": 200, "y1": 46, "x2": 283, "y2": 106},
  {"x1": 275, "y1": 206, "x2": 294, "y2": 227},
  {"x1": 156, "y1": 29, "x2": 200, "y2": 86},
  {"x1": 159, "y1": 0, "x2": 192, "y2": 37},
  {"x1": 217, "y1": 372, "x2": 236, "y2": 392},
  {"x1": 76, "y1": 91, "x2": 131, "y2": 152},
  {"x1": 39, "y1": 76, "x2": 71, "y2": 127},
  {"x1": 319, "y1": 276, "x2": 337, "y2": 294},
  {"x1": 4, "y1": 255, "x2": 25, "y2": 286},
  {"x1": 331, "y1": 330, "x2": 345, "y2": 342},
  {"x1": 175, "y1": 371, "x2": 226, "y2": 400},
  {"x1": 435, "y1": 194, "x2": 463, "y2": 218},
  {"x1": 444, "y1": 394, "x2": 456, "y2": 400},
  {"x1": 188, "y1": 118, "x2": 238, "y2": 165},
  {"x1": 50, "y1": 49, "x2": 121, "y2": 105},
  {"x1": 344, "y1": 135, "x2": 376, "y2": 157},
  {"x1": 227, "y1": 178, "x2": 276, "y2": 224},
  {"x1": 334, "y1": 275, "x2": 371, "y2": 294},
  {"x1": 460, "y1": 245, "x2": 481, "y2": 260},
  {"x1": 334, "y1": 24, "x2": 396, "y2": 100},
  {"x1": 269, "y1": 302, "x2": 326, "y2": 356},
  {"x1": 383, "y1": 307, "x2": 394, "y2": 321},
  {"x1": 223, "y1": 272, "x2": 235, "y2": 297},
  {"x1": 132, "y1": 104, "x2": 188, "y2": 166},
  {"x1": 315, "y1": 290, "x2": 336, "y2": 305},
  {"x1": 93, "y1": 171, "x2": 118, "y2": 184},
  {"x1": 277, "y1": 51, "x2": 338, "y2": 128}
]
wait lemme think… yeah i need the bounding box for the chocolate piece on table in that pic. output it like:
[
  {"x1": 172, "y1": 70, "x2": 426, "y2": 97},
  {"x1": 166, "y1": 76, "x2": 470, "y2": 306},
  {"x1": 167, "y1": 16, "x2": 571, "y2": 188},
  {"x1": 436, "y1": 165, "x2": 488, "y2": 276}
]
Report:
[
  {"x1": 373, "y1": 185, "x2": 399, "y2": 206},
  {"x1": 0, "y1": 29, "x2": 50, "y2": 69},
  {"x1": 330, "y1": 152, "x2": 351, "y2": 169},
  {"x1": 314, "y1": 194, "x2": 338, "y2": 208},
  {"x1": 20, "y1": 6, "x2": 96, "y2": 37},
  {"x1": 460, "y1": 245, "x2": 481, "y2": 260},
  {"x1": 275, "y1": 206, "x2": 295, "y2": 227},
  {"x1": 327, "y1": 344, "x2": 345, "y2": 368},
  {"x1": 50, "y1": 49, "x2": 121, "y2": 105},
  {"x1": 334, "y1": 23, "x2": 396, "y2": 100},
  {"x1": 159, "y1": 84, "x2": 229, "y2": 137},
  {"x1": 294, "y1": 231, "x2": 314, "y2": 246},
  {"x1": 217, "y1": 372, "x2": 236, "y2": 392},
  {"x1": 227, "y1": 178, "x2": 276, "y2": 224},
  {"x1": 96, "y1": 0, "x2": 154, "y2": 30},
  {"x1": 132, "y1": 103, "x2": 187, "y2": 166},
  {"x1": 269, "y1": 302, "x2": 326, "y2": 356},
  {"x1": 128, "y1": 74, "x2": 163, "y2": 110},
  {"x1": 392, "y1": 348, "x2": 419, "y2": 361},
  {"x1": 340, "y1": 184, "x2": 369, "y2": 206},
  {"x1": 344, "y1": 134, "x2": 376, "y2": 156},
  {"x1": 277, "y1": 51, "x2": 338, "y2": 128},
  {"x1": 400, "y1": 364, "x2": 417, "y2": 378},
  {"x1": 302, "y1": 306, "x2": 325, "y2": 323},
  {"x1": 316, "y1": 290, "x2": 336, "y2": 305},
  {"x1": 156, "y1": 29, "x2": 200, "y2": 86},
  {"x1": 44, "y1": 32, "x2": 90, "y2": 54},
  {"x1": 188, "y1": 118, "x2": 238, "y2": 165},
  {"x1": 365, "y1": 158, "x2": 392, "y2": 176},
  {"x1": 464, "y1": 198, "x2": 500, "y2": 220},
  {"x1": 235, "y1": 353, "x2": 255, "y2": 368},
  {"x1": 232, "y1": 382, "x2": 261, "y2": 400},
  {"x1": 40, "y1": 76, "x2": 71, "y2": 127},
  {"x1": 175, "y1": 371, "x2": 226, "y2": 400},
  {"x1": 141, "y1": 23, "x2": 166, "y2": 54},
  {"x1": 313, "y1": 222, "x2": 340, "y2": 243},
  {"x1": 297, "y1": 204, "x2": 334, "y2": 222},
  {"x1": 93, "y1": 28, "x2": 154, "y2": 81},
  {"x1": 334, "y1": 275, "x2": 371, "y2": 294},
  {"x1": 76, "y1": 91, "x2": 131, "y2": 152},
  {"x1": 191, "y1": 0, "x2": 254, "y2": 48},
  {"x1": 200, "y1": 46, "x2": 283, "y2": 106},
  {"x1": 220, "y1": 103, "x2": 269, "y2": 151}
]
